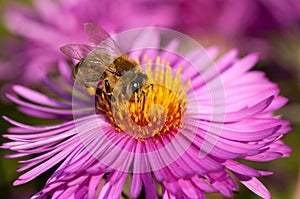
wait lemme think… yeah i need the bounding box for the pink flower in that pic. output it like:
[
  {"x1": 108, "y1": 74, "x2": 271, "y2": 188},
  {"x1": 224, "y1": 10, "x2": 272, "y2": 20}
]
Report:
[
  {"x1": 1, "y1": 0, "x2": 299, "y2": 85},
  {"x1": 0, "y1": 0, "x2": 176, "y2": 84},
  {"x1": 166, "y1": 0, "x2": 300, "y2": 60},
  {"x1": 172, "y1": 0, "x2": 300, "y2": 36},
  {"x1": 2, "y1": 24, "x2": 291, "y2": 199}
]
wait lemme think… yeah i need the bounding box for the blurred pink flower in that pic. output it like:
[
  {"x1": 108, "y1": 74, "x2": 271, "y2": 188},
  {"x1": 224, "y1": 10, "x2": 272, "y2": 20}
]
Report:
[
  {"x1": 2, "y1": 25, "x2": 291, "y2": 198},
  {"x1": 0, "y1": 0, "x2": 175, "y2": 84},
  {"x1": 173, "y1": 0, "x2": 300, "y2": 36},
  {"x1": 169, "y1": 0, "x2": 300, "y2": 58},
  {"x1": 1, "y1": 0, "x2": 300, "y2": 85}
]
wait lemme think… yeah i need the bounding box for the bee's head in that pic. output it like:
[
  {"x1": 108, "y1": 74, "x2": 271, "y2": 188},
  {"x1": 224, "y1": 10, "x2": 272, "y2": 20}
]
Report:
[{"x1": 130, "y1": 73, "x2": 148, "y2": 94}]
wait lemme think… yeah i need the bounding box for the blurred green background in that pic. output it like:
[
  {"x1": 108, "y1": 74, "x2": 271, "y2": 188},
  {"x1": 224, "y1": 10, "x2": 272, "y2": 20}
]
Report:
[{"x1": 0, "y1": 0, "x2": 299, "y2": 198}]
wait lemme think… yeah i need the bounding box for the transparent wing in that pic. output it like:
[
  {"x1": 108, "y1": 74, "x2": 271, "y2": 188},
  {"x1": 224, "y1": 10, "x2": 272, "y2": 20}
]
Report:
[
  {"x1": 60, "y1": 44, "x2": 94, "y2": 60},
  {"x1": 84, "y1": 23, "x2": 111, "y2": 45},
  {"x1": 84, "y1": 23, "x2": 123, "y2": 54},
  {"x1": 84, "y1": 23, "x2": 124, "y2": 73}
]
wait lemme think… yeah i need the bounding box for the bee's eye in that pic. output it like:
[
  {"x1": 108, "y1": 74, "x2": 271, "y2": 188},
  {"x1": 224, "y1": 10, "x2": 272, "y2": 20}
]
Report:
[
  {"x1": 131, "y1": 80, "x2": 141, "y2": 93},
  {"x1": 130, "y1": 74, "x2": 147, "y2": 93}
]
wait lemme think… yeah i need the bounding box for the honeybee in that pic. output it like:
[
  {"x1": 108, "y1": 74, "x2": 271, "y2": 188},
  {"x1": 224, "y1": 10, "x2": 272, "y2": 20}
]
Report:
[{"x1": 60, "y1": 23, "x2": 148, "y2": 109}]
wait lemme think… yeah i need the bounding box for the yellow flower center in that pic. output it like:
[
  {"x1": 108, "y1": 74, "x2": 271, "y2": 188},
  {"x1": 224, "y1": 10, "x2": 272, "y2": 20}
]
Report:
[{"x1": 96, "y1": 55, "x2": 190, "y2": 139}]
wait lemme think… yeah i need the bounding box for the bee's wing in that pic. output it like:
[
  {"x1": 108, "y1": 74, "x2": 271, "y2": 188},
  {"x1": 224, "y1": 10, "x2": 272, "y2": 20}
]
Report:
[
  {"x1": 84, "y1": 23, "x2": 121, "y2": 48},
  {"x1": 60, "y1": 44, "x2": 94, "y2": 60},
  {"x1": 84, "y1": 23, "x2": 123, "y2": 54},
  {"x1": 84, "y1": 23, "x2": 110, "y2": 45},
  {"x1": 84, "y1": 23, "x2": 124, "y2": 74}
]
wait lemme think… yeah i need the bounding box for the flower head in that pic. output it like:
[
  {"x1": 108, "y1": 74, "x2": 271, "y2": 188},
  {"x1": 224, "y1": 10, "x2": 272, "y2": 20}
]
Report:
[{"x1": 2, "y1": 24, "x2": 291, "y2": 199}]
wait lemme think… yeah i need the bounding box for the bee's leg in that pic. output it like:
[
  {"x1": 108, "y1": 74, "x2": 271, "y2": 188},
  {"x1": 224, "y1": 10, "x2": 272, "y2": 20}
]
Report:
[
  {"x1": 95, "y1": 87, "x2": 102, "y2": 96},
  {"x1": 104, "y1": 80, "x2": 111, "y2": 93},
  {"x1": 95, "y1": 89, "x2": 106, "y2": 114},
  {"x1": 102, "y1": 80, "x2": 115, "y2": 102},
  {"x1": 96, "y1": 86, "x2": 115, "y2": 104},
  {"x1": 95, "y1": 88, "x2": 109, "y2": 114}
]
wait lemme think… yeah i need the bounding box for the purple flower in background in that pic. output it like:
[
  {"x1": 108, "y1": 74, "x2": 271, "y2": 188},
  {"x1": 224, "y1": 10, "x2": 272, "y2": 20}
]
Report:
[
  {"x1": 2, "y1": 24, "x2": 291, "y2": 199},
  {"x1": 168, "y1": 0, "x2": 300, "y2": 59},
  {"x1": 172, "y1": 0, "x2": 300, "y2": 36},
  {"x1": 1, "y1": 0, "x2": 300, "y2": 86},
  {"x1": 0, "y1": 0, "x2": 175, "y2": 84}
]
